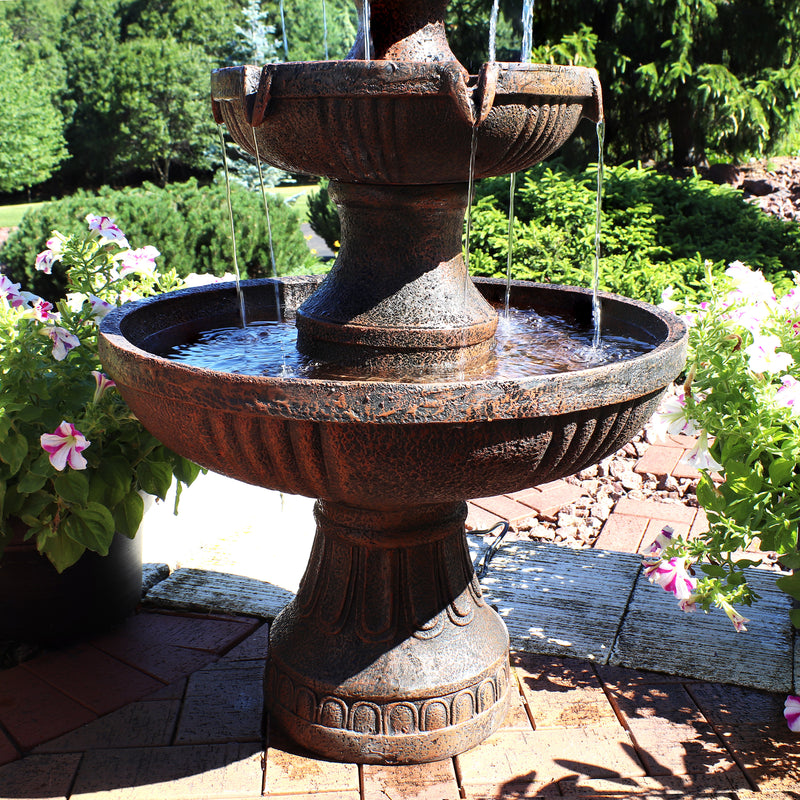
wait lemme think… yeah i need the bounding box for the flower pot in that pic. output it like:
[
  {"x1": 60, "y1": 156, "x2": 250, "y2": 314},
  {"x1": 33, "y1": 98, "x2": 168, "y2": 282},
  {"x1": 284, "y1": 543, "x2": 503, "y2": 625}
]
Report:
[{"x1": 0, "y1": 525, "x2": 143, "y2": 647}]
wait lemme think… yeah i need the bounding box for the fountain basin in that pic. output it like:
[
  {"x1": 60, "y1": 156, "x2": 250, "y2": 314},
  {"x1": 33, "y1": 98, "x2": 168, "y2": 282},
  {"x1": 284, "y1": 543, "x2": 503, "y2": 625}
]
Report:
[
  {"x1": 99, "y1": 278, "x2": 686, "y2": 507},
  {"x1": 211, "y1": 61, "x2": 601, "y2": 184}
]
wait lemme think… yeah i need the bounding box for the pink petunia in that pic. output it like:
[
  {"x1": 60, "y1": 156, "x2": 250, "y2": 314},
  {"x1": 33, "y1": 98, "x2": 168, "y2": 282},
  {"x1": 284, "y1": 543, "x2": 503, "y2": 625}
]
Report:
[
  {"x1": 35, "y1": 249, "x2": 61, "y2": 275},
  {"x1": 719, "y1": 599, "x2": 749, "y2": 632},
  {"x1": 40, "y1": 421, "x2": 90, "y2": 470},
  {"x1": 45, "y1": 326, "x2": 80, "y2": 360},
  {"x1": 0, "y1": 274, "x2": 24, "y2": 307},
  {"x1": 643, "y1": 556, "x2": 697, "y2": 601},
  {"x1": 85, "y1": 214, "x2": 129, "y2": 248},
  {"x1": 88, "y1": 295, "x2": 114, "y2": 320},
  {"x1": 29, "y1": 298, "x2": 59, "y2": 323},
  {"x1": 745, "y1": 333, "x2": 794, "y2": 374},
  {"x1": 118, "y1": 246, "x2": 160, "y2": 277},
  {"x1": 775, "y1": 375, "x2": 800, "y2": 414},
  {"x1": 785, "y1": 696, "x2": 800, "y2": 732},
  {"x1": 91, "y1": 371, "x2": 116, "y2": 403}
]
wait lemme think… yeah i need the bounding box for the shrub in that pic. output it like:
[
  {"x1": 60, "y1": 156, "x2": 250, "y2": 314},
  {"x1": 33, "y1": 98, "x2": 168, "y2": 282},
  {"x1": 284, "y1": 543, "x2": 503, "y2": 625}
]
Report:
[
  {"x1": 1, "y1": 179, "x2": 319, "y2": 301},
  {"x1": 469, "y1": 163, "x2": 800, "y2": 305},
  {"x1": 306, "y1": 179, "x2": 341, "y2": 252}
]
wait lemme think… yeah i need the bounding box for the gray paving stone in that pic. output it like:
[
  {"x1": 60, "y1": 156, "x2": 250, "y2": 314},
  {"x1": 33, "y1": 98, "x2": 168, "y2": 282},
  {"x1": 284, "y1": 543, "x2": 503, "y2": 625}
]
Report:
[
  {"x1": 0, "y1": 752, "x2": 81, "y2": 799},
  {"x1": 174, "y1": 662, "x2": 264, "y2": 745},
  {"x1": 70, "y1": 743, "x2": 264, "y2": 799},
  {"x1": 611, "y1": 567, "x2": 794, "y2": 692},
  {"x1": 144, "y1": 568, "x2": 294, "y2": 619},
  {"x1": 479, "y1": 541, "x2": 641, "y2": 664},
  {"x1": 33, "y1": 701, "x2": 181, "y2": 753},
  {"x1": 141, "y1": 563, "x2": 170, "y2": 596}
]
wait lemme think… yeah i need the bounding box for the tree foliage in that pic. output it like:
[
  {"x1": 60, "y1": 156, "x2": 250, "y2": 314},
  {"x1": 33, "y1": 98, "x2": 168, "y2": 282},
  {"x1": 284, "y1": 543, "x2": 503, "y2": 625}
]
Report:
[
  {"x1": 510, "y1": 0, "x2": 800, "y2": 166},
  {"x1": 0, "y1": 23, "x2": 67, "y2": 194}
]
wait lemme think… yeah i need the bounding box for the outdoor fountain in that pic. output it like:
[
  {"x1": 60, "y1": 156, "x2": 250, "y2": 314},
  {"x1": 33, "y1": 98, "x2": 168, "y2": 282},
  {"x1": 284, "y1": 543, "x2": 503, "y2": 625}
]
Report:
[{"x1": 99, "y1": 0, "x2": 688, "y2": 765}]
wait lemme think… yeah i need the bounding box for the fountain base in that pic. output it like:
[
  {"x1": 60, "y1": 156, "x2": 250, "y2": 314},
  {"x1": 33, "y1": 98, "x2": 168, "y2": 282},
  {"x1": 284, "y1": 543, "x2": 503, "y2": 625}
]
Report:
[{"x1": 266, "y1": 500, "x2": 510, "y2": 764}]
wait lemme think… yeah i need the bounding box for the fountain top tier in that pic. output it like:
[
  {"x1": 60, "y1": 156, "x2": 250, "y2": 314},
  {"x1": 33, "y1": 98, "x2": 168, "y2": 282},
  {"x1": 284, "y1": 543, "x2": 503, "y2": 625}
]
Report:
[{"x1": 210, "y1": 0, "x2": 602, "y2": 371}]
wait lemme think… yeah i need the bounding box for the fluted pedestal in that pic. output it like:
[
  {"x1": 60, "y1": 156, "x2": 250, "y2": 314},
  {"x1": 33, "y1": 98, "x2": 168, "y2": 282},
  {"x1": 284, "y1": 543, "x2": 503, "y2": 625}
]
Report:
[{"x1": 266, "y1": 500, "x2": 510, "y2": 764}]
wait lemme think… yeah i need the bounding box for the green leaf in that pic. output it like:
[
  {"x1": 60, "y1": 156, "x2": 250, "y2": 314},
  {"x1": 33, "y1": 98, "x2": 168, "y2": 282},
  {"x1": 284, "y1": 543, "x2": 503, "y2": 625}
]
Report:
[
  {"x1": 700, "y1": 563, "x2": 726, "y2": 578},
  {"x1": 0, "y1": 431, "x2": 29, "y2": 474},
  {"x1": 136, "y1": 460, "x2": 173, "y2": 500},
  {"x1": 16, "y1": 472, "x2": 48, "y2": 493},
  {"x1": 88, "y1": 458, "x2": 130, "y2": 507},
  {"x1": 790, "y1": 608, "x2": 800, "y2": 630},
  {"x1": 53, "y1": 471, "x2": 90, "y2": 505},
  {"x1": 113, "y1": 490, "x2": 144, "y2": 538},
  {"x1": 61, "y1": 502, "x2": 115, "y2": 555},
  {"x1": 779, "y1": 553, "x2": 800, "y2": 570},
  {"x1": 43, "y1": 534, "x2": 86, "y2": 573},
  {"x1": 776, "y1": 572, "x2": 800, "y2": 601},
  {"x1": 768, "y1": 458, "x2": 794, "y2": 486}
]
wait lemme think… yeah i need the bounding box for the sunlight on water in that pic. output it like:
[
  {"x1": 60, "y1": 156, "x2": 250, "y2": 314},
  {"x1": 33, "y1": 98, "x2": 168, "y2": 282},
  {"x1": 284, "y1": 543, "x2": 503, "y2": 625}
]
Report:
[
  {"x1": 592, "y1": 119, "x2": 606, "y2": 349},
  {"x1": 164, "y1": 307, "x2": 653, "y2": 384},
  {"x1": 218, "y1": 125, "x2": 247, "y2": 328}
]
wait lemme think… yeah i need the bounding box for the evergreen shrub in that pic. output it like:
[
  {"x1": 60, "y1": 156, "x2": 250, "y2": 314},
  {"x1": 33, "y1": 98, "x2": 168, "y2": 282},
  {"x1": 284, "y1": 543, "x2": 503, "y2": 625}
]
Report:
[
  {"x1": 469, "y1": 163, "x2": 800, "y2": 305},
  {"x1": 1, "y1": 179, "x2": 319, "y2": 300}
]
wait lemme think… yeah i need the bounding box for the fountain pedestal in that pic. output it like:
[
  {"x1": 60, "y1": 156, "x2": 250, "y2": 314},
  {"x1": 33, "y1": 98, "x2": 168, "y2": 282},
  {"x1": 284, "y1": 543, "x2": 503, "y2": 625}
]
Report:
[{"x1": 268, "y1": 501, "x2": 509, "y2": 763}]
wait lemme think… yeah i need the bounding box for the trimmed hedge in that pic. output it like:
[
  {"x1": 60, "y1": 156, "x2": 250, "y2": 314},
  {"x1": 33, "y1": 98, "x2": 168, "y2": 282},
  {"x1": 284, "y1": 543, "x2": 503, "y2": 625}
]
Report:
[{"x1": 1, "y1": 179, "x2": 319, "y2": 300}]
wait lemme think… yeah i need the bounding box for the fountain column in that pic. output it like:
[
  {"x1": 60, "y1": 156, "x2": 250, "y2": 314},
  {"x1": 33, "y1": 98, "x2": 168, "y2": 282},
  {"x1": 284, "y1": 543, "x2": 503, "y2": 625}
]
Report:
[{"x1": 267, "y1": 500, "x2": 510, "y2": 763}]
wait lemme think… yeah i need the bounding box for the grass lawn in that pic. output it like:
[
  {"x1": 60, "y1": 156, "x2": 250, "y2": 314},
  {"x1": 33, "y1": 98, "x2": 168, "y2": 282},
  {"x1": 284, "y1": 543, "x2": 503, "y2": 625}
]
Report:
[
  {"x1": 269, "y1": 183, "x2": 317, "y2": 219},
  {"x1": 0, "y1": 202, "x2": 44, "y2": 228}
]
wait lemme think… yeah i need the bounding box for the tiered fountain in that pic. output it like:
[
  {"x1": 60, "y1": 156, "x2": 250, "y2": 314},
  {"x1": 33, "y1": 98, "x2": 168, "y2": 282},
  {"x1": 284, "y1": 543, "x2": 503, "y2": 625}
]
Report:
[{"x1": 99, "y1": 0, "x2": 687, "y2": 765}]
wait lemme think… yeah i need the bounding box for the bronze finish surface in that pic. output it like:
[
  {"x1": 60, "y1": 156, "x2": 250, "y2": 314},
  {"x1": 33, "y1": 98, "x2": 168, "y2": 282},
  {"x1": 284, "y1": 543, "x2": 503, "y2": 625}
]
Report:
[{"x1": 101, "y1": 0, "x2": 686, "y2": 765}]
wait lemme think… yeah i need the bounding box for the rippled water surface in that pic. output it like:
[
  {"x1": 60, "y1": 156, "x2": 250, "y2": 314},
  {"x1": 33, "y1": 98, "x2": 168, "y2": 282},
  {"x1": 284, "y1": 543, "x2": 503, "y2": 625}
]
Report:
[{"x1": 163, "y1": 308, "x2": 654, "y2": 383}]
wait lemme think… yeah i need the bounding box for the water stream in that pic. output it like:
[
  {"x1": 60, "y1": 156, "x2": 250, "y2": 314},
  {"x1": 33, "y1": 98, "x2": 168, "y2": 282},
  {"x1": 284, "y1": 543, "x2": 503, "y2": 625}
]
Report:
[
  {"x1": 592, "y1": 119, "x2": 606, "y2": 349},
  {"x1": 462, "y1": 123, "x2": 480, "y2": 297},
  {"x1": 488, "y1": 0, "x2": 500, "y2": 63},
  {"x1": 361, "y1": 0, "x2": 371, "y2": 60},
  {"x1": 503, "y1": 172, "x2": 517, "y2": 316},
  {"x1": 322, "y1": 0, "x2": 329, "y2": 60},
  {"x1": 218, "y1": 125, "x2": 247, "y2": 328},
  {"x1": 279, "y1": 0, "x2": 289, "y2": 60},
  {"x1": 252, "y1": 130, "x2": 282, "y2": 322}
]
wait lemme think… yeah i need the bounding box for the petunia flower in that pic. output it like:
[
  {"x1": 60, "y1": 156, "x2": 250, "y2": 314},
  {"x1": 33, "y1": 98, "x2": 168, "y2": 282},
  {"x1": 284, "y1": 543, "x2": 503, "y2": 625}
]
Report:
[
  {"x1": 88, "y1": 295, "x2": 114, "y2": 320},
  {"x1": 40, "y1": 421, "x2": 90, "y2": 470},
  {"x1": 775, "y1": 375, "x2": 800, "y2": 414},
  {"x1": 643, "y1": 556, "x2": 697, "y2": 601},
  {"x1": 24, "y1": 298, "x2": 59, "y2": 323},
  {"x1": 35, "y1": 249, "x2": 61, "y2": 275},
  {"x1": 719, "y1": 599, "x2": 748, "y2": 632},
  {"x1": 646, "y1": 525, "x2": 675, "y2": 556},
  {"x1": 117, "y1": 246, "x2": 160, "y2": 277},
  {"x1": 0, "y1": 274, "x2": 24, "y2": 307},
  {"x1": 85, "y1": 214, "x2": 129, "y2": 248},
  {"x1": 92, "y1": 371, "x2": 116, "y2": 403},
  {"x1": 725, "y1": 261, "x2": 777, "y2": 306},
  {"x1": 785, "y1": 695, "x2": 800, "y2": 732},
  {"x1": 45, "y1": 326, "x2": 80, "y2": 361},
  {"x1": 659, "y1": 286, "x2": 681, "y2": 313},
  {"x1": 683, "y1": 430, "x2": 723, "y2": 473},
  {"x1": 744, "y1": 333, "x2": 794, "y2": 374},
  {"x1": 647, "y1": 390, "x2": 699, "y2": 441}
]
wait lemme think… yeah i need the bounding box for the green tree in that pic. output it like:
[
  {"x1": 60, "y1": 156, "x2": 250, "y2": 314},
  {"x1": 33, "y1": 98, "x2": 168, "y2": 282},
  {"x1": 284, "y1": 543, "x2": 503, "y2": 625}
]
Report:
[
  {"x1": 273, "y1": 0, "x2": 358, "y2": 61},
  {"x1": 120, "y1": 0, "x2": 241, "y2": 62},
  {"x1": 515, "y1": 0, "x2": 800, "y2": 166},
  {"x1": 58, "y1": 0, "x2": 123, "y2": 184},
  {"x1": 0, "y1": 23, "x2": 67, "y2": 194},
  {"x1": 111, "y1": 37, "x2": 217, "y2": 185}
]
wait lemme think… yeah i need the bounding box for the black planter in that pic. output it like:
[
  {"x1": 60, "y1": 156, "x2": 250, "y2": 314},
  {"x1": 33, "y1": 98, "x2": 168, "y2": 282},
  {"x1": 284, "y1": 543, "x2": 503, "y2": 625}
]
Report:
[{"x1": 0, "y1": 528, "x2": 143, "y2": 647}]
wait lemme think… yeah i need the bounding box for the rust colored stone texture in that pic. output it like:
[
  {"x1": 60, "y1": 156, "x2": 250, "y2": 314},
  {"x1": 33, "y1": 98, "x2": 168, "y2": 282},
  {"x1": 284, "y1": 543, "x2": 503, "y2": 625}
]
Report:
[{"x1": 100, "y1": 0, "x2": 686, "y2": 767}]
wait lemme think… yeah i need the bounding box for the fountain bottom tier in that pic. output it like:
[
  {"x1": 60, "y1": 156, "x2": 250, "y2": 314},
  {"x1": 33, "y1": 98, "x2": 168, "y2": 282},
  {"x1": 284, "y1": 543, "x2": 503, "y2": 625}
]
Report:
[{"x1": 268, "y1": 500, "x2": 510, "y2": 764}]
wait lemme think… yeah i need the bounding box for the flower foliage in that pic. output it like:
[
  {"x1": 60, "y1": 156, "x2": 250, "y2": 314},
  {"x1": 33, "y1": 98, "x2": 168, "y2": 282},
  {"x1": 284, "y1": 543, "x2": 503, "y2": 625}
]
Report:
[
  {"x1": 0, "y1": 216, "x2": 201, "y2": 572},
  {"x1": 647, "y1": 261, "x2": 800, "y2": 630}
]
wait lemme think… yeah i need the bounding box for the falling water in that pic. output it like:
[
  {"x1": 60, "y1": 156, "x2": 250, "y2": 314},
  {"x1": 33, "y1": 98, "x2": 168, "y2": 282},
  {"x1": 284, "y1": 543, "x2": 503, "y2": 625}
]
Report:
[
  {"x1": 322, "y1": 0, "x2": 329, "y2": 60},
  {"x1": 252, "y1": 130, "x2": 282, "y2": 322},
  {"x1": 279, "y1": 0, "x2": 289, "y2": 60},
  {"x1": 218, "y1": 126, "x2": 247, "y2": 328},
  {"x1": 463, "y1": 124, "x2": 480, "y2": 286},
  {"x1": 521, "y1": 0, "x2": 535, "y2": 62},
  {"x1": 488, "y1": 0, "x2": 500, "y2": 63},
  {"x1": 592, "y1": 119, "x2": 606, "y2": 349},
  {"x1": 503, "y1": 172, "x2": 517, "y2": 316},
  {"x1": 361, "y1": 1, "x2": 371, "y2": 60}
]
